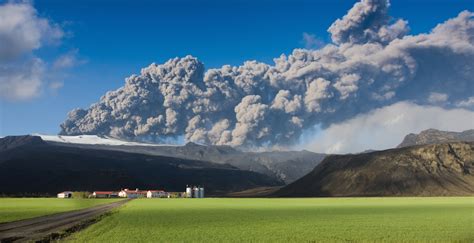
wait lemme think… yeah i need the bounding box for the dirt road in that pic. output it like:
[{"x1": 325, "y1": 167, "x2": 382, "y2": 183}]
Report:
[{"x1": 0, "y1": 199, "x2": 130, "y2": 242}]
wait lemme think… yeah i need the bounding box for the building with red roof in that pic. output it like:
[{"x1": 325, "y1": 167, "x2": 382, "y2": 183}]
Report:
[{"x1": 92, "y1": 191, "x2": 118, "y2": 198}]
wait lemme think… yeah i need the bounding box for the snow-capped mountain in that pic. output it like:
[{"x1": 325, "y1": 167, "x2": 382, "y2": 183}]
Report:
[{"x1": 34, "y1": 134, "x2": 176, "y2": 147}]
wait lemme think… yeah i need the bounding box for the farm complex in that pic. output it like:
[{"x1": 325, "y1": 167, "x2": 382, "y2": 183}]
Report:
[{"x1": 57, "y1": 186, "x2": 205, "y2": 199}]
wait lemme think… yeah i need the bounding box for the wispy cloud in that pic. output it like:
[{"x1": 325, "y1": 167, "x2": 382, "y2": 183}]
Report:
[
  {"x1": 301, "y1": 32, "x2": 324, "y2": 49},
  {"x1": 456, "y1": 96, "x2": 474, "y2": 108},
  {"x1": 53, "y1": 49, "x2": 87, "y2": 69},
  {"x1": 427, "y1": 92, "x2": 448, "y2": 104},
  {"x1": 300, "y1": 102, "x2": 474, "y2": 154}
]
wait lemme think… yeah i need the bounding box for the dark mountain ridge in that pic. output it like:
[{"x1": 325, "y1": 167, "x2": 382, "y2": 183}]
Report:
[
  {"x1": 0, "y1": 135, "x2": 45, "y2": 151},
  {"x1": 398, "y1": 129, "x2": 474, "y2": 148},
  {"x1": 275, "y1": 142, "x2": 474, "y2": 197},
  {"x1": 46, "y1": 140, "x2": 326, "y2": 184},
  {"x1": 0, "y1": 136, "x2": 282, "y2": 196}
]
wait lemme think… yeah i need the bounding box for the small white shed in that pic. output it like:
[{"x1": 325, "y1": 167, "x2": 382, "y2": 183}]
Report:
[{"x1": 57, "y1": 191, "x2": 73, "y2": 198}]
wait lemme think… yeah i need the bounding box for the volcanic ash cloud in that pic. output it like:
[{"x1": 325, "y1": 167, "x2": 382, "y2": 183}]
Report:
[{"x1": 60, "y1": 0, "x2": 474, "y2": 147}]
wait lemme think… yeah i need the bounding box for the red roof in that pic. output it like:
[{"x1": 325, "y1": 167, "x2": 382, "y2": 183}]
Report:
[
  {"x1": 123, "y1": 190, "x2": 147, "y2": 194},
  {"x1": 120, "y1": 189, "x2": 165, "y2": 194}
]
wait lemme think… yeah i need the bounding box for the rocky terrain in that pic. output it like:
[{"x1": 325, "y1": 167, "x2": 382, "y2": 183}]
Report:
[
  {"x1": 398, "y1": 129, "x2": 474, "y2": 148},
  {"x1": 275, "y1": 142, "x2": 474, "y2": 197}
]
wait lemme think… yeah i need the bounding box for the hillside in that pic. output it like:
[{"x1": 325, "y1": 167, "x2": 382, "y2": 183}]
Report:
[
  {"x1": 398, "y1": 129, "x2": 474, "y2": 148},
  {"x1": 275, "y1": 142, "x2": 474, "y2": 197},
  {"x1": 0, "y1": 135, "x2": 45, "y2": 151},
  {"x1": 224, "y1": 151, "x2": 326, "y2": 184},
  {"x1": 42, "y1": 135, "x2": 325, "y2": 184},
  {"x1": 0, "y1": 136, "x2": 283, "y2": 196}
]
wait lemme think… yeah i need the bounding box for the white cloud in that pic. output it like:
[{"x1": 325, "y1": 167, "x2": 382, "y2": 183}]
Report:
[
  {"x1": 0, "y1": 2, "x2": 62, "y2": 62},
  {"x1": 0, "y1": 2, "x2": 65, "y2": 101},
  {"x1": 301, "y1": 102, "x2": 474, "y2": 154},
  {"x1": 0, "y1": 58, "x2": 44, "y2": 100},
  {"x1": 456, "y1": 96, "x2": 474, "y2": 108},
  {"x1": 301, "y1": 32, "x2": 324, "y2": 49},
  {"x1": 53, "y1": 49, "x2": 86, "y2": 69},
  {"x1": 428, "y1": 92, "x2": 448, "y2": 104},
  {"x1": 49, "y1": 81, "x2": 64, "y2": 91}
]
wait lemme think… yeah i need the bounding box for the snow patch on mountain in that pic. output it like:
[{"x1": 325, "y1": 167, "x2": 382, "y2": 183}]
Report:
[{"x1": 35, "y1": 134, "x2": 177, "y2": 146}]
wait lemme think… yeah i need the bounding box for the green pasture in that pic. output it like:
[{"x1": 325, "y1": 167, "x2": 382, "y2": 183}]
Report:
[
  {"x1": 68, "y1": 197, "x2": 474, "y2": 242},
  {"x1": 0, "y1": 198, "x2": 122, "y2": 223}
]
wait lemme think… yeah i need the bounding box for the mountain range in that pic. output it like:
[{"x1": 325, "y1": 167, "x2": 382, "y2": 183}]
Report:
[
  {"x1": 1, "y1": 128, "x2": 473, "y2": 197},
  {"x1": 0, "y1": 136, "x2": 282, "y2": 196},
  {"x1": 40, "y1": 135, "x2": 325, "y2": 184}
]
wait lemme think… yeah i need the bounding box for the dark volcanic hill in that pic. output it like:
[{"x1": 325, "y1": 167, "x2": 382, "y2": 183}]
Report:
[
  {"x1": 0, "y1": 135, "x2": 45, "y2": 151},
  {"x1": 275, "y1": 142, "x2": 474, "y2": 197},
  {"x1": 48, "y1": 140, "x2": 325, "y2": 184},
  {"x1": 398, "y1": 129, "x2": 474, "y2": 148},
  {"x1": 0, "y1": 136, "x2": 283, "y2": 196}
]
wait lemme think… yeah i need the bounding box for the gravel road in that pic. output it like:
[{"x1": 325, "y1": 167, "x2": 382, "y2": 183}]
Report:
[{"x1": 0, "y1": 199, "x2": 130, "y2": 242}]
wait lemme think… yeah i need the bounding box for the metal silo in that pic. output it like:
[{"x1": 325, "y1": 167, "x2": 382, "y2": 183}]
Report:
[
  {"x1": 186, "y1": 186, "x2": 192, "y2": 198},
  {"x1": 193, "y1": 187, "x2": 199, "y2": 198},
  {"x1": 199, "y1": 187, "x2": 204, "y2": 198}
]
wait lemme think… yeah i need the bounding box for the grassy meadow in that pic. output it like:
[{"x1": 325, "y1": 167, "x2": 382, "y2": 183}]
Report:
[
  {"x1": 0, "y1": 198, "x2": 122, "y2": 223},
  {"x1": 68, "y1": 197, "x2": 474, "y2": 242}
]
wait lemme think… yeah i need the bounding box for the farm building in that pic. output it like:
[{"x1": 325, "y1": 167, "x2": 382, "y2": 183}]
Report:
[
  {"x1": 57, "y1": 191, "x2": 73, "y2": 198},
  {"x1": 119, "y1": 189, "x2": 147, "y2": 198},
  {"x1": 147, "y1": 190, "x2": 168, "y2": 198},
  {"x1": 56, "y1": 188, "x2": 173, "y2": 199},
  {"x1": 166, "y1": 192, "x2": 187, "y2": 198},
  {"x1": 92, "y1": 191, "x2": 118, "y2": 198}
]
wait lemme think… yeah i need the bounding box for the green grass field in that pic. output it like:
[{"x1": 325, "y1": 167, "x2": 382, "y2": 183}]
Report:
[
  {"x1": 68, "y1": 197, "x2": 474, "y2": 242},
  {"x1": 0, "y1": 198, "x2": 122, "y2": 223}
]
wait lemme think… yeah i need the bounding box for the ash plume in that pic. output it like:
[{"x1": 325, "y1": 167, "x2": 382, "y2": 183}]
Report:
[{"x1": 60, "y1": 0, "x2": 474, "y2": 147}]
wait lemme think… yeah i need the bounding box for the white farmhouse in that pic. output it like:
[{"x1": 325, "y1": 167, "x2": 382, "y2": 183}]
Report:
[
  {"x1": 118, "y1": 189, "x2": 147, "y2": 198},
  {"x1": 57, "y1": 191, "x2": 73, "y2": 198},
  {"x1": 92, "y1": 191, "x2": 118, "y2": 198},
  {"x1": 147, "y1": 190, "x2": 168, "y2": 198}
]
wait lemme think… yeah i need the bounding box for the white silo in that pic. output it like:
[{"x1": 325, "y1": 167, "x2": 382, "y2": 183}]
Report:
[
  {"x1": 186, "y1": 186, "x2": 192, "y2": 198},
  {"x1": 193, "y1": 187, "x2": 199, "y2": 198},
  {"x1": 199, "y1": 187, "x2": 204, "y2": 198}
]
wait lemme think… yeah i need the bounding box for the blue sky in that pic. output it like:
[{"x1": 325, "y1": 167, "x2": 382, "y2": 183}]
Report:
[{"x1": 0, "y1": 0, "x2": 473, "y2": 136}]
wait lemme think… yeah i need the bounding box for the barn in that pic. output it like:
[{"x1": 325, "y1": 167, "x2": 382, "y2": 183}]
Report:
[{"x1": 92, "y1": 191, "x2": 118, "y2": 198}]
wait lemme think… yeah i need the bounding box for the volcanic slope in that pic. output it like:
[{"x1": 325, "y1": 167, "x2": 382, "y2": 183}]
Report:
[
  {"x1": 276, "y1": 142, "x2": 474, "y2": 197},
  {"x1": 41, "y1": 135, "x2": 325, "y2": 184}
]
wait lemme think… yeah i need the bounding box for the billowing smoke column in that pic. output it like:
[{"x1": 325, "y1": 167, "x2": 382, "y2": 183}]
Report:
[{"x1": 60, "y1": 0, "x2": 474, "y2": 147}]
